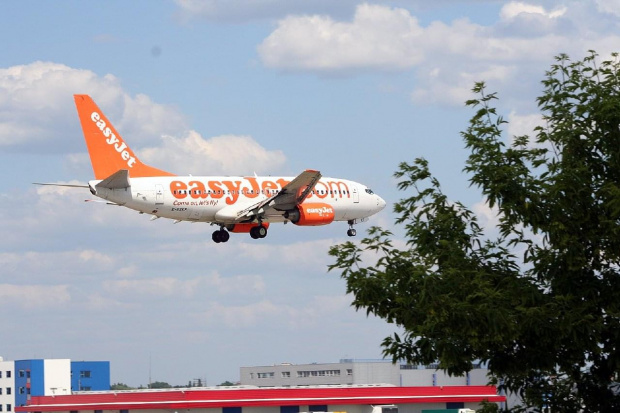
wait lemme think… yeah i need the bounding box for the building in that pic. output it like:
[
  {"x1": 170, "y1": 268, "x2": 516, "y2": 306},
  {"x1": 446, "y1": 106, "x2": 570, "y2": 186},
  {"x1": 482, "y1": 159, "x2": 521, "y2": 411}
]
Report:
[
  {"x1": 240, "y1": 360, "x2": 516, "y2": 409},
  {"x1": 17, "y1": 384, "x2": 506, "y2": 413},
  {"x1": 71, "y1": 362, "x2": 110, "y2": 392},
  {"x1": 0, "y1": 358, "x2": 110, "y2": 412},
  {"x1": 240, "y1": 360, "x2": 489, "y2": 388},
  {"x1": 0, "y1": 358, "x2": 15, "y2": 413}
]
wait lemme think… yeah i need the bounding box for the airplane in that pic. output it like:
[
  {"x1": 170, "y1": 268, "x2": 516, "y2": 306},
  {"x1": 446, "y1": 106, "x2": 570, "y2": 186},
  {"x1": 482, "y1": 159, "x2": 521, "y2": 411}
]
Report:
[{"x1": 38, "y1": 95, "x2": 386, "y2": 243}]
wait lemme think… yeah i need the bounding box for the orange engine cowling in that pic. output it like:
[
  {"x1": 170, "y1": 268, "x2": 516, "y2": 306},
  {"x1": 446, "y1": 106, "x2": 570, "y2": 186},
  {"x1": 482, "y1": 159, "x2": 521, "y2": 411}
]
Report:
[
  {"x1": 285, "y1": 203, "x2": 335, "y2": 226},
  {"x1": 227, "y1": 223, "x2": 270, "y2": 233}
]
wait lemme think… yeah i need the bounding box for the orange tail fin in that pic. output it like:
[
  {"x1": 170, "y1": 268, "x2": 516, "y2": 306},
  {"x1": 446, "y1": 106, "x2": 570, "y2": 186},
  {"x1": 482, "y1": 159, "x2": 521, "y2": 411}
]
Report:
[{"x1": 74, "y1": 94, "x2": 175, "y2": 180}]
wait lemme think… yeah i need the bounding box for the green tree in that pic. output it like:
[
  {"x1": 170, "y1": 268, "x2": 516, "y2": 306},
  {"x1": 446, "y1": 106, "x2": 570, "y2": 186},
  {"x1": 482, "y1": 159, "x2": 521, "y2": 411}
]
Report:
[
  {"x1": 148, "y1": 381, "x2": 172, "y2": 389},
  {"x1": 110, "y1": 382, "x2": 134, "y2": 390},
  {"x1": 328, "y1": 51, "x2": 620, "y2": 411}
]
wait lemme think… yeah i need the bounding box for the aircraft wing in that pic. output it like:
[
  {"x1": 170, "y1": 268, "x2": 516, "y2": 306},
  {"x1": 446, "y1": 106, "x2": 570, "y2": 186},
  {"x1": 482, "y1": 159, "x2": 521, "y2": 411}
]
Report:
[{"x1": 215, "y1": 169, "x2": 322, "y2": 222}]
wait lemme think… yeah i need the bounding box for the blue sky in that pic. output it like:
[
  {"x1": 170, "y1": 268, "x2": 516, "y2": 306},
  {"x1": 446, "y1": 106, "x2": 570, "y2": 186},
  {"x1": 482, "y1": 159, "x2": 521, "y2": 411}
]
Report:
[{"x1": 1, "y1": 0, "x2": 619, "y2": 387}]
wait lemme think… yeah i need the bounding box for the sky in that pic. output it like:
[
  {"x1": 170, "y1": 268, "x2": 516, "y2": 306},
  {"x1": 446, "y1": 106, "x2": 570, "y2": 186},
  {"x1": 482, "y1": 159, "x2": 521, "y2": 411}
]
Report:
[{"x1": 0, "y1": 0, "x2": 618, "y2": 387}]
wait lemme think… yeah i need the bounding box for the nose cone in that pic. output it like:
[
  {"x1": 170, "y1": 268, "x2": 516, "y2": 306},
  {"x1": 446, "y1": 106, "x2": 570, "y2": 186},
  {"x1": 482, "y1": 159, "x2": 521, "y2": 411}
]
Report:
[{"x1": 376, "y1": 195, "x2": 387, "y2": 212}]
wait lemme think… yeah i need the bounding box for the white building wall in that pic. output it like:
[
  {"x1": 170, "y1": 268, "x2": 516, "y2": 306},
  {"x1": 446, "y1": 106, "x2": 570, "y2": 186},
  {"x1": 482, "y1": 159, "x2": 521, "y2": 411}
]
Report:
[
  {"x1": 0, "y1": 359, "x2": 15, "y2": 412},
  {"x1": 42, "y1": 359, "x2": 71, "y2": 396},
  {"x1": 0, "y1": 359, "x2": 15, "y2": 411},
  {"x1": 399, "y1": 367, "x2": 489, "y2": 387},
  {"x1": 350, "y1": 363, "x2": 399, "y2": 385},
  {"x1": 241, "y1": 361, "x2": 493, "y2": 389}
]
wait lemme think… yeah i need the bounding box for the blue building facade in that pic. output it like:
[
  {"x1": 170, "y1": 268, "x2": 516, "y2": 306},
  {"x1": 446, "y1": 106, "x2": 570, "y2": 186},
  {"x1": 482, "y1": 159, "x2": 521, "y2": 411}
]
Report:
[
  {"x1": 2, "y1": 358, "x2": 110, "y2": 409},
  {"x1": 70, "y1": 362, "x2": 110, "y2": 392},
  {"x1": 13, "y1": 360, "x2": 45, "y2": 408}
]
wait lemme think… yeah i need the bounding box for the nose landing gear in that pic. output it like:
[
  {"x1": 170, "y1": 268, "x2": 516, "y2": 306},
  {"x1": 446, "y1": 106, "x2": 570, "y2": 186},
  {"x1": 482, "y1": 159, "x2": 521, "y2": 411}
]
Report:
[{"x1": 347, "y1": 220, "x2": 357, "y2": 237}]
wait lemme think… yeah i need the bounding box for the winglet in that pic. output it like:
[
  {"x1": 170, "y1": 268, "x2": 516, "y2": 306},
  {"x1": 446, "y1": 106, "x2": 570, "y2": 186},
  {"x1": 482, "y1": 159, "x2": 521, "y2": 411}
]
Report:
[{"x1": 74, "y1": 95, "x2": 175, "y2": 180}]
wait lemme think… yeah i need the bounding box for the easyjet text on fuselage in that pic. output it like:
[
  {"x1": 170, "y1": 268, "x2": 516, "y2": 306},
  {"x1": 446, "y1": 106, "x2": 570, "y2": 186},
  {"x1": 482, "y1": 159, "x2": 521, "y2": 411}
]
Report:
[{"x1": 169, "y1": 177, "x2": 352, "y2": 205}]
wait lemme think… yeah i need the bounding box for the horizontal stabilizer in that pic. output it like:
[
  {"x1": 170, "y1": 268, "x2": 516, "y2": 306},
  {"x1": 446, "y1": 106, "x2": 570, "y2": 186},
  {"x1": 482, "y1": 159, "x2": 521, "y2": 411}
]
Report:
[
  {"x1": 96, "y1": 169, "x2": 130, "y2": 190},
  {"x1": 33, "y1": 182, "x2": 88, "y2": 188}
]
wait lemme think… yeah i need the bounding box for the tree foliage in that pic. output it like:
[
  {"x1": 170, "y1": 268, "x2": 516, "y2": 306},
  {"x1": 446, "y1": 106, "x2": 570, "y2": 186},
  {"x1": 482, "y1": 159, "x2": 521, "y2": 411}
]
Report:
[
  {"x1": 328, "y1": 51, "x2": 620, "y2": 411},
  {"x1": 110, "y1": 382, "x2": 134, "y2": 390}
]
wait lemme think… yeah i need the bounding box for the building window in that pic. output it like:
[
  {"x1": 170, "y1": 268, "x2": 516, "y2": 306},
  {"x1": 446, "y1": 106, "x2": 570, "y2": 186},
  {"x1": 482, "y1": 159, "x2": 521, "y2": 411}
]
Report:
[
  {"x1": 19, "y1": 388, "x2": 25, "y2": 395},
  {"x1": 18, "y1": 371, "x2": 24, "y2": 378},
  {"x1": 281, "y1": 371, "x2": 290, "y2": 378},
  {"x1": 0, "y1": 372, "x2": 2, "y2": 378},
  {"x1": 6, "y1": 388, "x2": 11, "y2": 395},
  {"x1": 80, "y1": 371, "x2": 91, "y2": 378},
  {"x1": 0, "y1": 388, "x2": 2, "y2": 395},
  {"x1": 257, "y1": 372, "x2": 274, "y2": 379},
  {"x1": 346, "y1": 369, "x2": 353, "y2": 376},
  {"x1": 6, "y1": 405, "x2": 11, "y2": 412},
  {"x1": 249, "y1": 373, "x2": 254, "y2": 379},
  {"x1": 5, "y1": 372, "x2": 10, "y2": 379},
  {"x1": 296, "y1": 370, "x2": 341, "y2": 378}
]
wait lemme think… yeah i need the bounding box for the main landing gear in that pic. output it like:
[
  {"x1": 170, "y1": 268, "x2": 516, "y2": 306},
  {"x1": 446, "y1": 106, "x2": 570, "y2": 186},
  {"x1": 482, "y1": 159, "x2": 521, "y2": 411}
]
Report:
[
  {"x1": 212, "y1": 228, "x2": 230, "y2": 243},
  {"x1": 250, "y1": 225, "x2": 268, "y2": 239},
  {"x1": 211, "y1": 224, "x2": 268, "y2": 243},
  {"x1": 347, "y1": 220, "x2": 357, "y2": 237}
]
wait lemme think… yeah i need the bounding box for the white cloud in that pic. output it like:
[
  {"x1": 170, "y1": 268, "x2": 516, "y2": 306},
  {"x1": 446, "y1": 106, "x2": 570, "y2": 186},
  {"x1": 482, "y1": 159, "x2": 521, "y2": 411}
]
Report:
[
  {"x1": 595, "y1": 0, "x2": 620, "y2": 17},
  {"x1": 0, "y1": 61, "x2": 289, "y2": 176},
  {"x1": 500, "y1": 2, "x2": 567, "y2": 20},
  {"x1": 257, "y1": 2, "x2": 620, "y2": 106},
  {"x1": 412, "y1": 64, "x2": 517, "y2": 106},
  {"x1": 102, "y1": 272, "x2": 265, "y2": 298},
  {"x1": 173, "y1": 0, "x2": 357, "y2": 23},
  {"x1": 257, "y1": 3, "x2": 571, "y2": 74},
  {"x1": 0, "y1": 284, "x2": 71, "y2": 309},
  {"x1": 0, "y1": 61, "x2": 186, "y2": 152},
  {"x1": 472, "y1": 199, "x2": 502, "y2": 236},
  {"x1": 258, "y1": 4, "x2": 425, "y2": 72},
  {"x1": 201, "y1": 299, "x2": 282, "y2": 327},
  {"x1": 140, "y1": 131, "x2": 287, "y2": 175},
  {"x1": 507, "y1": 111, "x2": 544, "y2": 141}
]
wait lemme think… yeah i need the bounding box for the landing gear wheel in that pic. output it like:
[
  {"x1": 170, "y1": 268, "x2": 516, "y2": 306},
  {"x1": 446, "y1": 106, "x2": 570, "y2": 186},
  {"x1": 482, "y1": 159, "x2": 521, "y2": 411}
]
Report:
[
  {"x1": 250, "y1": 227, "x2": 259, "y2": 239},
  {"x1": 212, "y1": 229, "x2": 230, "y2": 243},
  {"x1": 347, "y1": 220, "x2": 357, "y2": 237},
  {"x1": 257, "y1": 225, "x2": 267, "y2": 238},
  {"x1": 250, "y1": 225, "x2": 268, "y2": 239}
]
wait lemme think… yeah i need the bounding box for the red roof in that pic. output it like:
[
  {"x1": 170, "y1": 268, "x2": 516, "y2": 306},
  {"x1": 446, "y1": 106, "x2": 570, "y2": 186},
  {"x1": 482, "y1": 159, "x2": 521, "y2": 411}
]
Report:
[{"x1": 18, "y1": 385, "x2": 505, "y2": 412}]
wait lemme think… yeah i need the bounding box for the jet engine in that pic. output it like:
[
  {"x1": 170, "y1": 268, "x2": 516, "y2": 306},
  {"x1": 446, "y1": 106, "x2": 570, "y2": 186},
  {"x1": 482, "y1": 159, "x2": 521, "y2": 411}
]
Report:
[{"x1": 284, "y1": 203, "x2": 335, "y2": 226}]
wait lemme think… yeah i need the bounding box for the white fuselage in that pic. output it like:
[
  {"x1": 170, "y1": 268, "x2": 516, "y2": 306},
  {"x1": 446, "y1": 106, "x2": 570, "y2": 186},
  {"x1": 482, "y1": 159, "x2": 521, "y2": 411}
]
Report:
[{"x1": 90, "y1": 175, "x2": 385, "y2": 225}]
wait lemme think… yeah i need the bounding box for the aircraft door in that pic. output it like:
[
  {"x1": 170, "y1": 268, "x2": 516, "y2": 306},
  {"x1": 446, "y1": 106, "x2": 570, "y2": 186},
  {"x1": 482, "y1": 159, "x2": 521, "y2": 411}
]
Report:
[
  {"x1": 155, "y1": 184, "x2": 164, "y2": 205},
  {"x1": 352, "y1": 185, "x2": 360, "y2": 203}
]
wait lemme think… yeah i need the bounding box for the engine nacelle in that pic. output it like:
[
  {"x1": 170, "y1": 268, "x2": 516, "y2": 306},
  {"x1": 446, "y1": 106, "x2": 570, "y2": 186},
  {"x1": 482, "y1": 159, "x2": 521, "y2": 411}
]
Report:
[
  {"x1": 227, "y1": 223, "x2": 270, "y2": 233},
  {"x1": 285, "y1": 203, "x2": 335, "y2": 226}
]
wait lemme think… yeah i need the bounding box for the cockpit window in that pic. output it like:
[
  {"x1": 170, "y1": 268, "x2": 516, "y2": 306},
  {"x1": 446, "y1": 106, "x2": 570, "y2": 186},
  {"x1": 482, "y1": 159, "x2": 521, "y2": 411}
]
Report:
[{"x1": 365, "y1": 188, "x2": 374, "y2": 194}]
